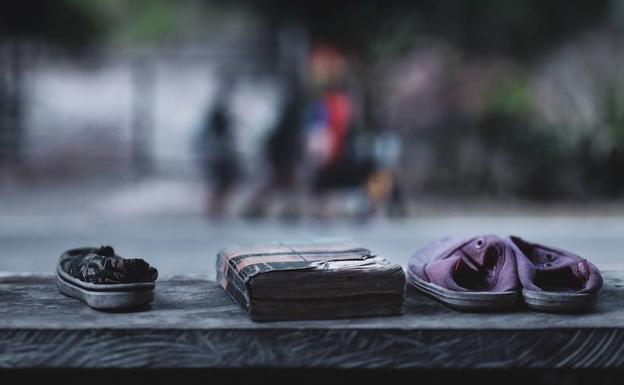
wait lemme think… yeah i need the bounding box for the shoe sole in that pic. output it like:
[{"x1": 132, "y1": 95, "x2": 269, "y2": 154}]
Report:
[
  {"x1": 56, "y1": 267, "x2": 155, "y2": 310},
  {"x1": 522, "y1": 289, "x2": 598, "y2": 313},
  {"x1": 407, "y1": 273, "x2": 518, "y2": 311}
]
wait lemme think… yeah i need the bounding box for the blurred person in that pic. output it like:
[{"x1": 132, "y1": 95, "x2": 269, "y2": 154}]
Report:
[
  {"x1": 367, "y1": 129, "x2": 405, "y2": 217},
  {"x1": 304, "y1": 87, "x2": 362, "y2": 192},
  {"x1": 307, "y1": 107, "x2": 404, "y2": 218},
  {"x1": 242, "y1": 72, "x2": 305, "y2": 218},
  {"x1": 303, "y1": 44, "x2": 404, "y2": 218},
  {"x1": 195, "y1": 75, "x2": 239, "y2": 217}
]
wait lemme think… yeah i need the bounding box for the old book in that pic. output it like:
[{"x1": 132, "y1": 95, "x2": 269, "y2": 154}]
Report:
[{"x1": 216, "y1": 242, "x2": 405, "y2": 321}]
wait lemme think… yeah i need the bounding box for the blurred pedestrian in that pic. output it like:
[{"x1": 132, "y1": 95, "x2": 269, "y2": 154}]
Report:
[
  {"x1": 242, "y1": 73, "x2": 305, "y2": 218},
  {"x1": 195, "y1": 75, "x2": 239, "y2": 217}
]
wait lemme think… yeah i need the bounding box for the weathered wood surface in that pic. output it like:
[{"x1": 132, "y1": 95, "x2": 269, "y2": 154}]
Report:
[{"x1": 1, "y1": 272, "x2": 624, "y2": 369}]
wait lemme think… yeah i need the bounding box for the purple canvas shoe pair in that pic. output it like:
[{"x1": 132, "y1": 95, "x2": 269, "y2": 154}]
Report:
[{"x1": 407, "y1": 235, "x2": 602, "y2": 312}]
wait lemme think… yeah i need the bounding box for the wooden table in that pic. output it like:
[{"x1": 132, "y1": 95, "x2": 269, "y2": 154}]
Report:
[{"x1": 1, "y1": 272, "x2": 623, "y2": 369}]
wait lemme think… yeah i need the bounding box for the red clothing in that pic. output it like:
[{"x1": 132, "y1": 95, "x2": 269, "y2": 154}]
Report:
[{"x1": 324, "y1": 91, "x2": 352, "y2": 164}]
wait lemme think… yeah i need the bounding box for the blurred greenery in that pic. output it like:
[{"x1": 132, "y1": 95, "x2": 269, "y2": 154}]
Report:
[
  {"x1": 1, "y1": 0, "x2": 611, "y2": 57},
  {"x1": 604, "y1": 85, "x2": 624, "y2": 147},
  {"x1": 257, "y1": 0, "x2": 609, "y2": 61},
  {"x1": 94, "y1": 0, "x2": 184, "y2": 44},
  {"x1": 485, "y1": 77, "x2": 533, "y2": 117},
  {"x1": 0, "y1": 0, "x2": 245, "y2": 48},
  {"x1": 0, "y1": 0, "x2": 106, "y2": 48}
]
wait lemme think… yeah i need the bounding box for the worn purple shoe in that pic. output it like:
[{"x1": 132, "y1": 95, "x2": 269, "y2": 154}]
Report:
[
  {"x1": 407, "y1": 235, "x2": 519, "y2": 311},
  {"x1": 508, "y1": 236, "x2": 602, "y2": 313}
]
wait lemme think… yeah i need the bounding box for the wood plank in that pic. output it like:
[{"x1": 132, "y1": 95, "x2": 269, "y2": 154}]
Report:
[{"x1": 1, "y1": 272, "x2": 623, "y2": 368}]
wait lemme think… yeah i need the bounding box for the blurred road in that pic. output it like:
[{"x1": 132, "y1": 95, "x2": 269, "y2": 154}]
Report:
[
  {"x1": 1, "y1": 178, "x2": 623, "y2": 275},
  {"x1": 2, "y1": 214, "x2": 623, "y2": 276}
]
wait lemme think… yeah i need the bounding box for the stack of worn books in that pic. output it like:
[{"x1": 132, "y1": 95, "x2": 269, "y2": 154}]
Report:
[{"x1": 216, "y1": 242, "x2": 405, "y2": 321}]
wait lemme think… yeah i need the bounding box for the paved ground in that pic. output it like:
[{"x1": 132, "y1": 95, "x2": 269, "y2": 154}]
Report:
[
  {"x1": 1, "y1": 178, "x2": 623, "y2": 275},
  {"x1": 2, "y1": 215, "x2": 624, "y2": 276}
]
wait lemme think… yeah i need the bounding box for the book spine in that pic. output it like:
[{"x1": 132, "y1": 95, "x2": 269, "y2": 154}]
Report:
[{"x1": 216, "y1": 251, "x2": 251, "y2": 312}]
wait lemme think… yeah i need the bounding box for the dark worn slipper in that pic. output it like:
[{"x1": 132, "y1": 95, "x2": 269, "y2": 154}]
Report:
[{"x1": 56, "y1": 246, "x2": 158, "y2": 310}]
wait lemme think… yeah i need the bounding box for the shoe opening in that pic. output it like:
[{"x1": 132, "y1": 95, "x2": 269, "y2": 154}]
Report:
[
  {"x1": 534, "y1": 266, "x2": 585, "y2": 291},
  {"x1": 453, "y1": 247, "x2": 499, "y2": 291}
]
